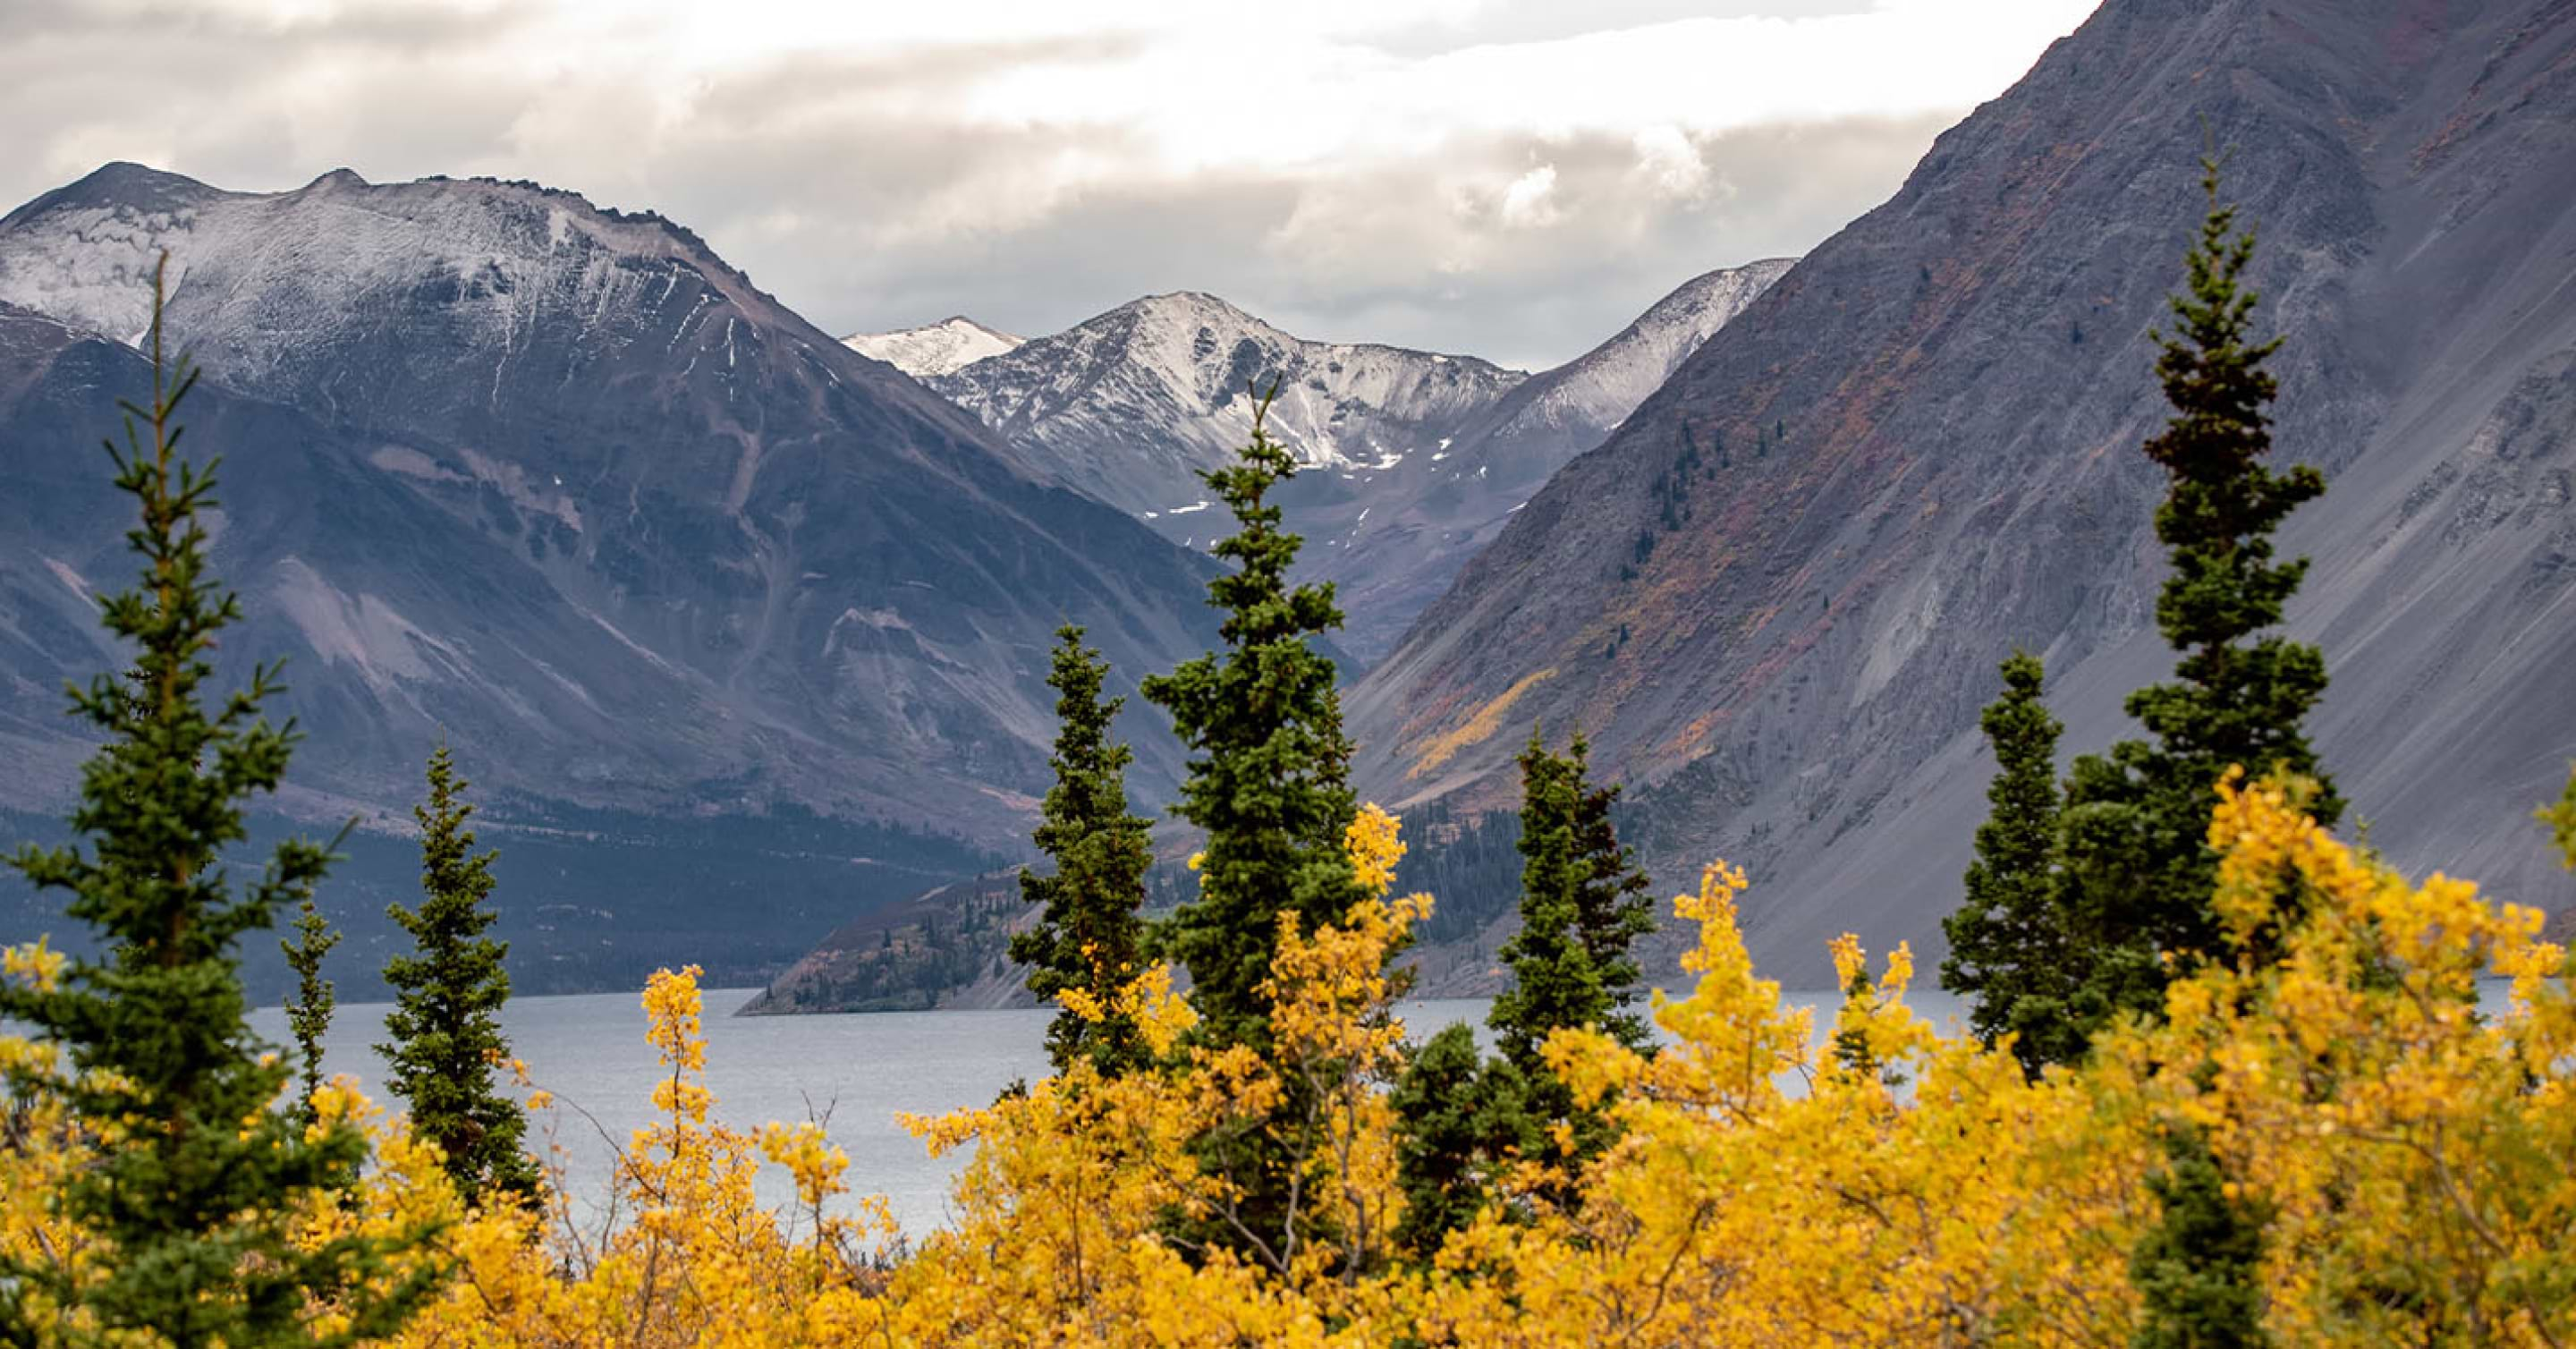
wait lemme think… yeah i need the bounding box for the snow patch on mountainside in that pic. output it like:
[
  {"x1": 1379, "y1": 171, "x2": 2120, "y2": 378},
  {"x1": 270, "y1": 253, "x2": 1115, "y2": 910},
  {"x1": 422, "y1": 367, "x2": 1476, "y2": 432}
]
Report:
[{"x1": 843, "y1": 316, "x2": 1022, "y2": 378}]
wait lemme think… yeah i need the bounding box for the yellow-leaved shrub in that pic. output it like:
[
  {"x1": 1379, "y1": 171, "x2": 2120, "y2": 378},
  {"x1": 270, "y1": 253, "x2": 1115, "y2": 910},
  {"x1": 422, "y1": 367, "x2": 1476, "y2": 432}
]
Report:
[{"x1": 5, "y1": 780, "x2": 2573, "y2": 1345}]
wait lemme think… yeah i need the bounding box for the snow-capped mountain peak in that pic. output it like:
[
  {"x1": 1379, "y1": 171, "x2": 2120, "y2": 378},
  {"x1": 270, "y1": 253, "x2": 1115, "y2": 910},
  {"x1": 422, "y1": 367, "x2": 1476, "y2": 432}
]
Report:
[
  {"x1": 931, "y1": 291, "x2": 1523, "y2": 503},
  {"x1": 842, "y1": 316, "x2": 1022, "y2": 378},
  {"x1": 904, "y1": 264, "x2": 1793, "y2": 658},
  {"x1": 0, "y1": 161, "x2": 826, "y2": 409}
]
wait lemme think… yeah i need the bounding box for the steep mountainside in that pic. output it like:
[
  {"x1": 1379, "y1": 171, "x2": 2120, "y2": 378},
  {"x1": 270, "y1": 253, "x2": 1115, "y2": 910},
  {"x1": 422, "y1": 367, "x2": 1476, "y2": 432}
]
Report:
[
  {"x1": 936, "y1": 269, "x2": 1787, "y2": 659},
  {"x1": 1453, "y1": 259, "x2": 1798, "y2": 484},
  {"x1": 1353, "y1": 0, "x2": 2576, "y2": 986},
  {"x1": 0, "y1": 165, "x2": 1218, "y2": 990},
  {"x1": 1316, "y1": 259, "x2": 1794, "y2": 660},
  {"x1": 843, "y1": 316, "x2": 1023, "y2": 378}
]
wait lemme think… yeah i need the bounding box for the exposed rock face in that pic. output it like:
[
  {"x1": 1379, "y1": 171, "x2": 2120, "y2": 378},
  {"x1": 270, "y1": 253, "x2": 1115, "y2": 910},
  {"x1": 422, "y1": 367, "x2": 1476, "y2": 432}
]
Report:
[
  {"x1": 1352, "y1": 0, "x2": 2576, "y2": 986},
  {"x1": 932, "y1": 268, "x2": 1789, "y2": 661},
  {"x1": 0, "y1": 165, "x2": 1221, "y2": 991},
  {"x1": 843, "y1": 317, "x2": 1023, "y2": 378}
]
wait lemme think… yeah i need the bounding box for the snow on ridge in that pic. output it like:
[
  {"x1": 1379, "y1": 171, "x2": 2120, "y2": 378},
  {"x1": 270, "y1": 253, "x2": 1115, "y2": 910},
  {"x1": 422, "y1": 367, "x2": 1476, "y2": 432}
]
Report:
[
  {"x1": 843, "y1": 316, "x2": 1024, "y2": 378},
  {"x1": 931, "y1": 287, "x2": 1528, "y2": 488},
  {"x1": 1496, "y1": 257, "x2": 1798, "y2": 437},
  {"x1": 0, "y1": 163, "x2": 784, "y2": 393}
]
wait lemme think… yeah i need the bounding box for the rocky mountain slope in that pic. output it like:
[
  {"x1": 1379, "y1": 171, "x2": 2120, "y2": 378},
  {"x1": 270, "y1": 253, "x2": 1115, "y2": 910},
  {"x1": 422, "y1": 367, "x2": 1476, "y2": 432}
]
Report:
[
  {"x1": 931, "y1": 268, "x2": 1788, "y2": 660},
  {"x1": 1314, "y1": 259, "x2": 1795, "y2": 661},
  {"x1": 1353, "y1": 0, "x2": 2576, "y2": 988},
  {"x1": 0, "y1": 165, "x2": 1219, "y2": 991},
  {"x1": 843, "y1": 316, "x2": 1023, "y2": 378}
]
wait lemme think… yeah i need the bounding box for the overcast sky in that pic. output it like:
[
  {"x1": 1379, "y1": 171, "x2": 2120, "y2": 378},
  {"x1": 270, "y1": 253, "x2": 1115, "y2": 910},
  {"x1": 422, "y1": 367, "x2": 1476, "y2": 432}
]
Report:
[{"x1": 3, "y1": 0, "x2": 2101, "y2": 369}]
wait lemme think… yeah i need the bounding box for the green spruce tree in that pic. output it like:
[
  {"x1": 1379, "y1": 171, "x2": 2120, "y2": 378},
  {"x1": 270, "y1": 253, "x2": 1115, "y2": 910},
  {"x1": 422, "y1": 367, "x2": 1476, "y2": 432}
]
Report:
[
  {"x1": 0, "y1": 259, "x2": 439, "y2": 1346},
  {"x1": 1939, "y1": 651, "x2": 2080, "y2": 1075},
  {"x1": 1140, "y1": 386, "x2": 1370, "y2": 1270},
  {"x1": 1388, "y1": 1022, "x2": 1530, "y2": 1259},
  {"x1": 1564, "y1": 737, "x2": 1657, "y2": 1056},
  {"x1": 1401, "y1": 728, "x2": 1656, "y2": 1245},
  {"x1": 1140, "y1": 386, "x2": 1364, "y2": 1053},
  {"x1": 2050, "y1": 161, "x2": 2338, "y2": 1052},
  {"x1": 1488, "y1": 731, "x2": 1588, "y2": 1082},
  {"x1": 1490, "y1": 731, "x2": 1655, "y2": 1075},
  {"x1": 2130, "y1": 1124, "x2": 2274, "y2": 1348},
  {"x1": 1011, "y1": 625, "x2": 1155, "y2": 1077},
  {"x1": 380, "y1": 745, "x2": 539, "y2": 1207},
  {"x1": 282, "y1": 897, "x2": 342, "y2": 1126}
]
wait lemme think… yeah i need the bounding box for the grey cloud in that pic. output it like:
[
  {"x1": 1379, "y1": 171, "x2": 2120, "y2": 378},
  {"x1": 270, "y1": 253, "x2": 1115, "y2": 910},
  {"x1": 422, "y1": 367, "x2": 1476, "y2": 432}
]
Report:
[
  {"x1": 1360, "y1": 0, "x2": 1879, "y2": 56},
  {"x1": 0, "y1": 2, "x2": 1965, "y2": 370}
]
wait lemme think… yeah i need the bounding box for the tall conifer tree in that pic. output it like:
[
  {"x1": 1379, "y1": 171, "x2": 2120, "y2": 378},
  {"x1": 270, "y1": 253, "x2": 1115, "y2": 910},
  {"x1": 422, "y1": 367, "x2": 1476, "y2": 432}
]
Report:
[
  {"x1": 1140, "y1": 387, "x2": 1363, "y2": 1055},
  {"x1": 1012, "y1": 625, "x2": 1155, "y2": 1076},
  {"x1": 283, "y1": 897, "x2": 342, "y2": 1125},
  {"x1": 1565, "y1": 738, "x2": 1656, "y2": 1055},
  {"x1": 1490, "y1": 731, "x2": 1656, "y2": 1075},
  {"x1": 0, "y1": 260, "x2": 438, "y2": 1345},
  {"x1": 381, "y1": 745, "x2": 538, "y2": 1206},
  {"x1": 1940, "y1": 651, "x2": 2076, "y2": 1075},
  {"x1": 1398, "y1": 728, "x2": 1657, "y2": 1249},
  {"x1": 2054, "y1": 162, "x2": 2334, "y2": 1058},
  {"x1": 1140, "y1": 386, "x2": 1368, "y2": 1269},
  {"x1": 1489, "y1": 731, "x2": 1587, "y2": 1081}
]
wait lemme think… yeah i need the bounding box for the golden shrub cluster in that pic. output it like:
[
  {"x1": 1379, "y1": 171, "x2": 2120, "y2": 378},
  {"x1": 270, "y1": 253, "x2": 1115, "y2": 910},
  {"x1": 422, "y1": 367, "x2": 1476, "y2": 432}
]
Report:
[{"x1": 6, "y1": 785, "x2": 2574, "y2": 1345}]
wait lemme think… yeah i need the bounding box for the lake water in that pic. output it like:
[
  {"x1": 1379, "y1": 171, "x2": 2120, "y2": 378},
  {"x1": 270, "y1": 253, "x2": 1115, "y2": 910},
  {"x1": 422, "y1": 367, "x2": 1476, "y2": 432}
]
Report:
[
  {"x1": 252, "y1": 979, "x2": 2517, "y2": 1237},
  {"x1": 253, "y1": 986, "x2": 1979, "y2": 1236}
]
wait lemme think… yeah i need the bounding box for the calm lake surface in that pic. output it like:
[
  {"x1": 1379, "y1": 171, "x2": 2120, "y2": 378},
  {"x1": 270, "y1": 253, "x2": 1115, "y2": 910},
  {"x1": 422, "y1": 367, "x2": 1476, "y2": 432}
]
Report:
[
  {"x1": 254, "y1": 986, "x2": 1981, "y2": 1236},
  {"x1": 253, "y1": 980, "x2": 2516, "y2": 1237}
]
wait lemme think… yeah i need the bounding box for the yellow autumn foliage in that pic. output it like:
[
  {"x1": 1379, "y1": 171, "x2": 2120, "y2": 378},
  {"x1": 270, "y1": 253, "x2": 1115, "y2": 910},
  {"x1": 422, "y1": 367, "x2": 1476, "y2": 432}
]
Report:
[{"x1": 4, "y1": 780, "x2": 2574, "y2": 1345}]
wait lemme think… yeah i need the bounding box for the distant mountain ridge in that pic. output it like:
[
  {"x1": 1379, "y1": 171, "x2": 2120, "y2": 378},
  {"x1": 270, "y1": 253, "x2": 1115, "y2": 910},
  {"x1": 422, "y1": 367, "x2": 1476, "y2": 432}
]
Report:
[
  {"x1": 0, "y1": 162, "x2": 1219, "y2": 992},
  {"x1": 926, "y1": 267, "x2": 1790, "y2": 659},
  {"x1": 1351, "y1": 0, "x2": 2576, "y2": 987},
  {"x1": 931, "y1": 290, "x2": 1523, "y2": 507}
]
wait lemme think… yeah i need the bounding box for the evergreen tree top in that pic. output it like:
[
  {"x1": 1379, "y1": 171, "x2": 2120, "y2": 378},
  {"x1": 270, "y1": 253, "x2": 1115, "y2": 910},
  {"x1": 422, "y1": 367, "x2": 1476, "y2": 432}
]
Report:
[
  {"x1": 1014, "y1": 625, "x2": 1154, "y2": 1077},
  {"x1": 1141, "y1": 386, "x2": 1362, "y2": 1054},
  {"x1": 2142, "y1": 160, "x2": 2325, "y2": 660}
]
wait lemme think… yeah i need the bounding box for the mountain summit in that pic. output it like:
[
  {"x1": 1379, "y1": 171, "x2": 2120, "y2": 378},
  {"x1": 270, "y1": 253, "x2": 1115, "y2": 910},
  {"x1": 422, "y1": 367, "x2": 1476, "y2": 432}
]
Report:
[
  {"x1": 927, "y1": 267, "x2": 1787, "y2": 659},
  {"x1": 0, "y1": 164, "x2": 1219, "y2": 989},
  {"x1": 932, "y1": 290, "x2": 1523, "y2": 509}
]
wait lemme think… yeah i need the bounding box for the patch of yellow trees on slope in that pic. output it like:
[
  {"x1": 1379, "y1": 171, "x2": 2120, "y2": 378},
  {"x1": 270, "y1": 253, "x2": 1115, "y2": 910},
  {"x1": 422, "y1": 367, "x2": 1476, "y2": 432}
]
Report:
[{"x1": 7, "y1": 781, "x2": 2575, "y2": 1345}]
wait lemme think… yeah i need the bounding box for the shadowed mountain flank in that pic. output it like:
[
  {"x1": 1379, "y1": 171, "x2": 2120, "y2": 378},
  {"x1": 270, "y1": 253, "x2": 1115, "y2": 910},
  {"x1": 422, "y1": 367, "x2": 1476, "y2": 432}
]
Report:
[{"x1": 1352, "y1": 0, "x2": 2576, "y2": 986}]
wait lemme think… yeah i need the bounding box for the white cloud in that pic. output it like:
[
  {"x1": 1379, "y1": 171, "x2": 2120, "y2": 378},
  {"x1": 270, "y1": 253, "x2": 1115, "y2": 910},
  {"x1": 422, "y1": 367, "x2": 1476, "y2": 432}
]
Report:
[
  {"x1": 0, "y1": 0, "x2": 2102, "y2": 366},
  {"x1": 1631, "y1": 124, "x2": 1713, "y2": 201},
  {"x1": 1498, "y1": 165, "x2": 1561, "y2": 229}
]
